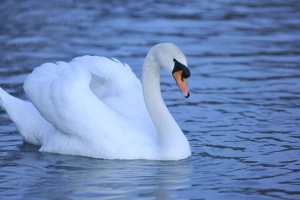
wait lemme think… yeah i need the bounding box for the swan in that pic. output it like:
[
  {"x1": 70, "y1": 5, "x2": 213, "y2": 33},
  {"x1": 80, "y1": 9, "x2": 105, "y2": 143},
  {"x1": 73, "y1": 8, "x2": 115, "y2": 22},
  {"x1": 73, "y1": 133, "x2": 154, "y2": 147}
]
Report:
[{"x1": 0, "y1": 43, "x2": 191, "y2": 160}]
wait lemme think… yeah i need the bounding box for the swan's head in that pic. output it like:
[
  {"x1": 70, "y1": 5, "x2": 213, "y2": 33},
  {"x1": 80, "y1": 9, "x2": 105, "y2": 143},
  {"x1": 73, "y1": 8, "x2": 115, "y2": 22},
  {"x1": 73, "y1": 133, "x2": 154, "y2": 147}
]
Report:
[{"x1": 151, "y1": 43, "x2": 191, "y2": 98}]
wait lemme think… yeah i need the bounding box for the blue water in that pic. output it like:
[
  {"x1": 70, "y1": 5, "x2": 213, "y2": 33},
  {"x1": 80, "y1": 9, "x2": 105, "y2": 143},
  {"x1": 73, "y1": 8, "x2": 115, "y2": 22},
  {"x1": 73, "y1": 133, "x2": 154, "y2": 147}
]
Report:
[{"x1": 1, "y1": 0, "x2": 300, "y2": 199}]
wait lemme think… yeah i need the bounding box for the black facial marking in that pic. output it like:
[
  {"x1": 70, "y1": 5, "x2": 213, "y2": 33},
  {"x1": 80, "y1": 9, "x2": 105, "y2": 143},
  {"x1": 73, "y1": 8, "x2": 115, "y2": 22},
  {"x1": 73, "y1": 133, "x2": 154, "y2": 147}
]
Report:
[{"x1": 172, "y1": 59, "x2": 191, "y2": 79}]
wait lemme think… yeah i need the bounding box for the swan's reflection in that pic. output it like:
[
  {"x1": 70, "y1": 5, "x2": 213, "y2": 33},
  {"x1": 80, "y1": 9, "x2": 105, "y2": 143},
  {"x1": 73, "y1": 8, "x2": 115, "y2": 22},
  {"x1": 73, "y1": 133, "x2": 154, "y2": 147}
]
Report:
[{"x1": 2, "y1": 143, "x2": 193, "y2": 199}]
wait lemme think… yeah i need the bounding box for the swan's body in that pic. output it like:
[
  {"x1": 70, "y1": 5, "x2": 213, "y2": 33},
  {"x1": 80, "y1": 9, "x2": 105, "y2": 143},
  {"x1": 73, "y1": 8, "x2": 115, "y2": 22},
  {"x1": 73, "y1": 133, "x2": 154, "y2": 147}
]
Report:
[{"x1": 0, "y1": 43, "x2": 191, "y2": 160}]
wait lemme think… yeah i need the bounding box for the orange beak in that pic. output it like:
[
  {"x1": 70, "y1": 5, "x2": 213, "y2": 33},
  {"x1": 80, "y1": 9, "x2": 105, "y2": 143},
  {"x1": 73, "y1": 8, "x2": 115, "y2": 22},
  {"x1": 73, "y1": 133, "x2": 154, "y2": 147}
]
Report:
[{"x1": 172, "y1": 70, "x2": 190, "y2": 98}]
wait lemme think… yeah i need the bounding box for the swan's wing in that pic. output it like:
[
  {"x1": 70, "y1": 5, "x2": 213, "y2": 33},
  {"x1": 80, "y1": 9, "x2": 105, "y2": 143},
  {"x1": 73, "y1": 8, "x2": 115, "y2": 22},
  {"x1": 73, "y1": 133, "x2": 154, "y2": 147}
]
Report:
[
  {"x1": 81, "y1": 56, "x2": 153, "y2": 130},
  {"x1": 23, "y1": 56, "x2": 154, "y2": 144}
]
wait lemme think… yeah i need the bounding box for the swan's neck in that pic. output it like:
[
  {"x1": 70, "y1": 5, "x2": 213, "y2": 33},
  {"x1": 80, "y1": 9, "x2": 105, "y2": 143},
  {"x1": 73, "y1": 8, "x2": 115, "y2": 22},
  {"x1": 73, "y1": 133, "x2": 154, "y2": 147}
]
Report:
[{"x1": 142, "y1": 54, "x2": 191, "y2": 160}]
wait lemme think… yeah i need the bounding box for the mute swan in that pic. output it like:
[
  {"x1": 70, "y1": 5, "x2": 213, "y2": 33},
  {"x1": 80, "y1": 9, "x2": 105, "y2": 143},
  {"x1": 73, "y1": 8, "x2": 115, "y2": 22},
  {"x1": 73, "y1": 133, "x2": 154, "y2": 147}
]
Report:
[{"x1": 0, "y1": 43, "x2": 191, "y2": 160}]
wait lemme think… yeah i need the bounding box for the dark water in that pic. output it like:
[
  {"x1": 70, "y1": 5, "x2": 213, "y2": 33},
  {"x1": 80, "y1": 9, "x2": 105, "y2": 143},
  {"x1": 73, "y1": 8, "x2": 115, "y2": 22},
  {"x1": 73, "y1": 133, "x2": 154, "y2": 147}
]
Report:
[{"x1": 1, "y1": 0, "x2": 300, "y2": 199}]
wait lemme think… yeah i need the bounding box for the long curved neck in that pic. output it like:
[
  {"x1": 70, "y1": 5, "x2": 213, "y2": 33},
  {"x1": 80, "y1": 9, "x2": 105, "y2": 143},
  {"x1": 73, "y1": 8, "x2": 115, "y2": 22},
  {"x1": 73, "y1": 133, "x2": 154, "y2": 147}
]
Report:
[{"x1": 142, "y1": 53, "x2": 191, "y2": 160}]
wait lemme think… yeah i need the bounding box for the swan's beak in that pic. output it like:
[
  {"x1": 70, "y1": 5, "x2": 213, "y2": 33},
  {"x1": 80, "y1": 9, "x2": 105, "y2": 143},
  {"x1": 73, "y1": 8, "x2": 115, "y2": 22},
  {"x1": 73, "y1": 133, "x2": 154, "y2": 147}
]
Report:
[{"x1": 172, "y1": 70, "x2": 190, "y2": 98}]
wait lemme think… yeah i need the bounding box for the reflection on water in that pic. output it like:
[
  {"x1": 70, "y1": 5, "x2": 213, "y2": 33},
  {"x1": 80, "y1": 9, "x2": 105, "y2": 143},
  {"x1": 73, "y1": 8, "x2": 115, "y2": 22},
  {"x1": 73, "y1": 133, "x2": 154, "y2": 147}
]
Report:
[
  {"x1": 1, "y1": 0, "x2": 300, "y2": 199},
  {"x1": 3, "y1": 143, "x2": 193, "y2": 200}
]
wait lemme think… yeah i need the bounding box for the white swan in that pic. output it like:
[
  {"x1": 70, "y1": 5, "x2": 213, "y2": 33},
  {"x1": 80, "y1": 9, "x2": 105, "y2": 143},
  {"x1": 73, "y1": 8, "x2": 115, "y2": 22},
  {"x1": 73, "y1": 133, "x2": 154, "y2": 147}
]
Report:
[{"x1": 0, "y1": 43, "x2": 191, "y2": 160}]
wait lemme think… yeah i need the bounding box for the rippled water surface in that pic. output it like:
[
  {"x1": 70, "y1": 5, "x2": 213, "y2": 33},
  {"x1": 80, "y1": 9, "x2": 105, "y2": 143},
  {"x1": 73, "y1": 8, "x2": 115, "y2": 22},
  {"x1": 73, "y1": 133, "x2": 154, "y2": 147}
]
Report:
[{"x1": 1, "y1": 0, "x2": 300, "y2": 199}]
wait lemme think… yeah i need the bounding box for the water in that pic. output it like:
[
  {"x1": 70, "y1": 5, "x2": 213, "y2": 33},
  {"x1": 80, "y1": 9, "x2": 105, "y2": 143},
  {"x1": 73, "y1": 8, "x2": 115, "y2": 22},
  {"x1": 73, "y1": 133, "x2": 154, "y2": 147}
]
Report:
[{"x1": 0, "y1": 0, "x2": 300, "y2": 199}]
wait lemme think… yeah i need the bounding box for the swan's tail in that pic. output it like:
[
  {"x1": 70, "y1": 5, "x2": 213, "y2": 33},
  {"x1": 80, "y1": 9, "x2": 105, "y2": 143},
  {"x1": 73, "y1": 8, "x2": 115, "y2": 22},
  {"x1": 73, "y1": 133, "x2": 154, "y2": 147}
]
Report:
[
  {"x1": 0, "y1": 87, "x2": 11, "y2": 112},
  {"x1": 0, "y1": 87, "x2": 28, "y2": 118},
  {"x1": 0, "y1": 87, "x2": 50, "y2": 145},
  {"x1": 0, "y1": 87, "x2": 29, "y2": 133}
]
